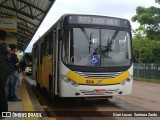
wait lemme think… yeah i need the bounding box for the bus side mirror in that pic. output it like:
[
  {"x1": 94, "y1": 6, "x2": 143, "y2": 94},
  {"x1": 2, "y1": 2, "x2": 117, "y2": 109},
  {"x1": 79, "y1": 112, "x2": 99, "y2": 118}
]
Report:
[{"x1": 58, "y1": 29, "x2": 62, "y2": 40}]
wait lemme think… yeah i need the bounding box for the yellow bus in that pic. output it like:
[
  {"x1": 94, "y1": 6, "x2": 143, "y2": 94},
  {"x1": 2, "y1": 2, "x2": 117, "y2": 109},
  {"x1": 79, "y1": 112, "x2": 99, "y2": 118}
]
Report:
[{"x1": 32, "y1": 14, "x2": 133, "y2": 100}]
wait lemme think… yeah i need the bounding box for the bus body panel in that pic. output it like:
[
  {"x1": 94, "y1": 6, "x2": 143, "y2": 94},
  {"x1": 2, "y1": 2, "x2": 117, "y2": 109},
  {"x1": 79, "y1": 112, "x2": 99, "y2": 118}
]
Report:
[
  {"x1": 59, "y1": 82, "x2": 133, "y2": 97},
  {"x1": 38, "y1": 64, "x2": 43, "y2": 85},
  {"x1": 41, "y1": 55, "x2": 52, "y2": 90},
  {"x1": 65, "y1": 70, "x2": 130, "y2": 85},
  {"x1": 59, "y1": 64, "x2": 133, "y2": 97}
]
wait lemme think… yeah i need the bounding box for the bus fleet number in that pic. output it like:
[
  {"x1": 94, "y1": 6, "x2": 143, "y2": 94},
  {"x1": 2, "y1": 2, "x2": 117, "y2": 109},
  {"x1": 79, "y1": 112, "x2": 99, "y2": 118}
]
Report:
[{"x1": 86, "y1": 80, "x2": 94, "y2": 84}]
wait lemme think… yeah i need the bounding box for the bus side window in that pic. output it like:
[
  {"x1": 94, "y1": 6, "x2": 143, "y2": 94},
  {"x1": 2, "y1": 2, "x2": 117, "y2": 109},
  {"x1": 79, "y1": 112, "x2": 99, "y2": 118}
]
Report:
[
  {"x1": 44, "y1": 35, "x2": 50, "y2": 55},
  {"x1": 40, "y1": 43, "x2": 44, "y2": 64},
  {"x1": 49, "y1": 31, "x2": 53, "y2": 55}
]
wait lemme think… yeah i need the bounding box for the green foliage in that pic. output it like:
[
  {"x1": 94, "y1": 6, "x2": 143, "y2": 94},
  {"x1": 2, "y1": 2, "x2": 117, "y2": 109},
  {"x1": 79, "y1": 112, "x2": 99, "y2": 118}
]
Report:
[
  {"x1": 133, "y1": 37, "x2": 160, "y2": 63},
  {"x1": 152, "y1": 41, "x2": 160, "y2": 62},
  {"x1": 155, "y1": 0, "x2": 160, "y2": 4},
  {"x1": 132, "y1": 0, "x2": 160, "y2": 63},
  {"x1": 133, "y1": 35, "x2": 153, "y2": 63},
  {"x1": 133, "y1": 26, "x2": 160, "y2": 63},
  {"x1": 132, "y1": 1, "x2": 160, "y2": 40}
]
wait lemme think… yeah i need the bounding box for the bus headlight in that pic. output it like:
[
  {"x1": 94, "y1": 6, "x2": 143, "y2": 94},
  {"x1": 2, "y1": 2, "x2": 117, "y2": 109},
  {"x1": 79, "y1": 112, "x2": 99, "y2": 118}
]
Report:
[
  {"x1": 120, "y1": 75, "x2": 133, "y2": 85},
  {"x1": 60, "y1": 75, "x2": 79, "y2": 87}
]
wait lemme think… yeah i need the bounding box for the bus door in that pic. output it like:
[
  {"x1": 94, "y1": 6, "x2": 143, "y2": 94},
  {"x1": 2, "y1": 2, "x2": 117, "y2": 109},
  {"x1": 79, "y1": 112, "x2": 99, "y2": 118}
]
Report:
[
  {"x1": 37, "y1": 42, "x2": 43, "y2": 86},
  {"x1": 32, "y1": 46, "x2": 38, "y2": 81},
  {"x1": 52, "y1": 28, "x2": 60, "y2": 95}
]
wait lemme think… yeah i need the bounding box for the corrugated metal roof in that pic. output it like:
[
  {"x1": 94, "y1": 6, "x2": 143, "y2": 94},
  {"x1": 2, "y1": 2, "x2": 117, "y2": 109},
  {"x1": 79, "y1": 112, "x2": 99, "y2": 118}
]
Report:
[{"x1": 0, "y1": 0, "x2": 56, "y2": 51}]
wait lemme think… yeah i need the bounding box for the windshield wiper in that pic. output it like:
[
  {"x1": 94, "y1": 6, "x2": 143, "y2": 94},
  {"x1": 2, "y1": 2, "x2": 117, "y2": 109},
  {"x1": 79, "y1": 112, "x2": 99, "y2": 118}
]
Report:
[
  {"x1": 102, "y1": 27, "x2": 120, "y2": 55},
  {"x1": 78, "y1": 26, "x2": 93, "y2": 54},
  {"x1": 88, "y1": 33, "x2": 93, "y2": 54}
]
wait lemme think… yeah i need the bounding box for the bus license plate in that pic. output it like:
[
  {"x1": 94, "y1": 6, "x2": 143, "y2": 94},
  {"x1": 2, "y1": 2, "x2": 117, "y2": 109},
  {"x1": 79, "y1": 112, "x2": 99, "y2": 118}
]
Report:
[{"x1": 94, "y1": 89, "x2": 105, "y2": 94}]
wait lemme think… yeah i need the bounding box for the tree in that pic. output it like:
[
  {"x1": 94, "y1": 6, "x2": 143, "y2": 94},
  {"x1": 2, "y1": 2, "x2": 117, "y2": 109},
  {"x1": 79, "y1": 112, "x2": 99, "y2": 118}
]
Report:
[
  {"x1": 152, "y1": 41, "x2": 160, "y2": 63},
  {"x1": 133, "y1": 35, "x2": 153, "y2": 63},
  {"x1": 133, "y1": 26, "x2": 160, "y2": 63},
  {"x1": 133, "y1": 26, "x2": 152, "y2": 63},
  {"x1": 132, "y1": 0, "x2": 160, "y2": 40},
  {"x1": 156, "y1": 0, "x2": 160, "y2": 4}
]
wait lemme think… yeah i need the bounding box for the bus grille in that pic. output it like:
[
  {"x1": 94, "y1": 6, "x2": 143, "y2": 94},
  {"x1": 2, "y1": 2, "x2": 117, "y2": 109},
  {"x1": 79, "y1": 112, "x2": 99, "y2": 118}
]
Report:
[
  {"x1": 79, "y1": 89, "x2": 119, "y2": 95},
  {"x1": 74, "y1": 71, "x2": 122, "y2": 79}
]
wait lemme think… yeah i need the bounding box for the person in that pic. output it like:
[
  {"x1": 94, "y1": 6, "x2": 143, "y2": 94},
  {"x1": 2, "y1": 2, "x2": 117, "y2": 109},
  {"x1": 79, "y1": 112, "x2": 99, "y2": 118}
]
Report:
[
  {"x1": 6, "y1": 44, "x2": 21, "y2": 102},
  {"x1": 0, "y1": 30, "x2": 9, "y2": 119},
  {"x1": 92, "y1": 47, "x2": 100, "y2": 55},
  {"x1": 19, "y1": 56, "x2": 26, "y2": 74}
]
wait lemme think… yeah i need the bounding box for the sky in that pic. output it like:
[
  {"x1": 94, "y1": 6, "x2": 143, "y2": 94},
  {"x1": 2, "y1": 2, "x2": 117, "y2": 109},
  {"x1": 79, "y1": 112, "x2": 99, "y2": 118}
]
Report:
[{"x1": 25, "y1": 0, "x2": 158, "y2": 52}]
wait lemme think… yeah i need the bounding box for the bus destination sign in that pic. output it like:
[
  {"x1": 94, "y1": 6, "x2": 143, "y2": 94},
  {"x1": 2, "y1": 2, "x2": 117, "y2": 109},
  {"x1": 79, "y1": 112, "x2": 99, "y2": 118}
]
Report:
[
  {"x1": 68, "y1": 15, "x2": 121, "y2": 26},
  {"x1": 78, "y1": 16, "x2": 120, "y2": 26}
]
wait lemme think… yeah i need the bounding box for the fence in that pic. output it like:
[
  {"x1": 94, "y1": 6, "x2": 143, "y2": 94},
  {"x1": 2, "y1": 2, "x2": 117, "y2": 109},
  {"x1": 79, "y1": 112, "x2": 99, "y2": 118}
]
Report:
[{"x1": 133, "y1": 63, "x2": 160, "y2": 79}]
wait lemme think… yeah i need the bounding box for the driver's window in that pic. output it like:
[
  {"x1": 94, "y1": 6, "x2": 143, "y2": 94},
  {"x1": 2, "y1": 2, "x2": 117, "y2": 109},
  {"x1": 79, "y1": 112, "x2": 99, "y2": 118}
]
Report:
[{"x1": 63, "y1": 29, "x2": 70, "y2": 63}]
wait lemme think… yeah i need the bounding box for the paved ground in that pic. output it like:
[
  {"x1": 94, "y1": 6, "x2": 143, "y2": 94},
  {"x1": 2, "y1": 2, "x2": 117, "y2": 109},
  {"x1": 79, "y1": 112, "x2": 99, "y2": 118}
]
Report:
[{"x1": 33, "y1": 80, "x2": 160, "y2": 120}]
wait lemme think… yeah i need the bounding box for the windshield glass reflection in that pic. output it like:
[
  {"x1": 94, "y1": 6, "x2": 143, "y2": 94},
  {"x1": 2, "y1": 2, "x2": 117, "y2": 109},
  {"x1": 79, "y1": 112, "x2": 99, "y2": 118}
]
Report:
[{"x1": 62, "y1": 28, "x2": 131, "y2": 67}]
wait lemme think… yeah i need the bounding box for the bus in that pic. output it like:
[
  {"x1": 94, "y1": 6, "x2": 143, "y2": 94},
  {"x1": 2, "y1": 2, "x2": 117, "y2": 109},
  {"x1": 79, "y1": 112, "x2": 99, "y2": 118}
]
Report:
[
  {"x1": 24, "y1": 53, "x2": 32, "y2": 75},
  {"x1": 32, "y1": 14, "x2": 133, "y2": 100}
]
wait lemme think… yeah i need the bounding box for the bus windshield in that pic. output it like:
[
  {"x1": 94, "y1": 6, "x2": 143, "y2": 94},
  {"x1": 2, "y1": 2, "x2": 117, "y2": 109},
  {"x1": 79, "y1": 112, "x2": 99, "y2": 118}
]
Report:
[{"x1": 62, "y1": 28, "x2": 131, "y2": 67}]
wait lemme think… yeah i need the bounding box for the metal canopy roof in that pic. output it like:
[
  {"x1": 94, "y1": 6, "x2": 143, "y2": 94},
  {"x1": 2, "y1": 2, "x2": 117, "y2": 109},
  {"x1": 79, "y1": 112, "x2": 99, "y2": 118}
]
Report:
[{"x1": 0, "y1": 0, "x2": 56, "y2": 51}]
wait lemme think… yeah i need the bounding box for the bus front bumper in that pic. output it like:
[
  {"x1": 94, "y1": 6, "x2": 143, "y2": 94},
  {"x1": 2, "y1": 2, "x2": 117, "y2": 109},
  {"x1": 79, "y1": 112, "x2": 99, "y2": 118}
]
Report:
[{"x1": 60, "y1": 80, "x2": 133, "y2": 97}]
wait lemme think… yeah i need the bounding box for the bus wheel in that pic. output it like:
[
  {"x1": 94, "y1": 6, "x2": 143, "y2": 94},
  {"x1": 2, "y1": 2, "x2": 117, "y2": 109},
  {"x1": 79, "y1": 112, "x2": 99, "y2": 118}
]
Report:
[
  {"x1": 36, "y1": 83, "x2": 41, "y2": 90},
  {"x1": 51, "y1": 92, "x2": 59, "y2": 104},
  {"x1": 49, "y1": 74, "x2": 52, "y2": 91}
]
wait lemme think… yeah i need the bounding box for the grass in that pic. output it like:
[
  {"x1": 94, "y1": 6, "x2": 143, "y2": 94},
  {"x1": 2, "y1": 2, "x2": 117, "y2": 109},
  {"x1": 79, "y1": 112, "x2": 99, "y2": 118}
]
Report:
[{"x1": 134, "y1": 76, "x2": 160, "y2": 83}]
